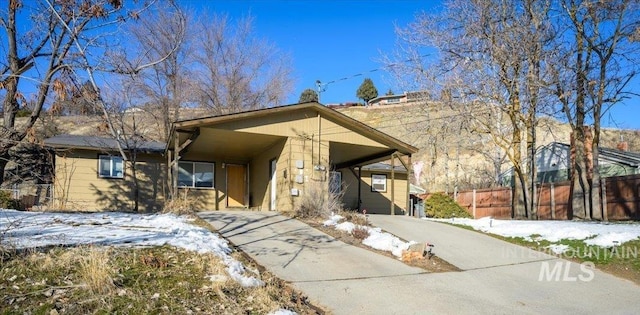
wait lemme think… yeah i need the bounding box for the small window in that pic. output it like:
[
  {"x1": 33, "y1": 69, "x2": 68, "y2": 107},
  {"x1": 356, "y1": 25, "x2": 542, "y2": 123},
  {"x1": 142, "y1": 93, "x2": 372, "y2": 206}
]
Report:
[
  {"x1": 178, "y1": 161, "x2": 215, "y2": 188},
  {"x1": 99, "y1": 155, "x2": 124, "y2": 179},
  {"x1": 371, "y1": 174, "x2": 387, "y2": 192},
  {"x1": 329, "y1": 171, "x2": 342, "y2": 195}
]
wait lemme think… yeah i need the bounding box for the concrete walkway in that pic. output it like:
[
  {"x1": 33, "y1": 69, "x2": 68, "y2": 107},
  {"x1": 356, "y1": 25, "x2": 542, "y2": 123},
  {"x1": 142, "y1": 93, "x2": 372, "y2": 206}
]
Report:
[{"x1": 199, "y1": 211, "x2": 640, "y2": 315}]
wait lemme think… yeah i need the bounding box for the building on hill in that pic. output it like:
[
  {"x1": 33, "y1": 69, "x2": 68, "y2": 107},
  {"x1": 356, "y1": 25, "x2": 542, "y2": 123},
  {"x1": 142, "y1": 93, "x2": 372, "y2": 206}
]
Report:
[
  {"x1": 367, "y1": 91, "x2": 429, "y2": 107},
  {"x1": 43, "y1": 102, "x2": 418, "y2": 213},
  {"x1": 499, "y1": 142, "x2": 640, "y2": 186}
]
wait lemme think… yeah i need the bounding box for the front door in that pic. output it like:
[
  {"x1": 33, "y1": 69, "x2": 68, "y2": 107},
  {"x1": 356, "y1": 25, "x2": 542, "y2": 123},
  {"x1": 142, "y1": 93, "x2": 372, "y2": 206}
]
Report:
[{"x1": 226, "y1": 164, "x2": 246, "y2": 207}]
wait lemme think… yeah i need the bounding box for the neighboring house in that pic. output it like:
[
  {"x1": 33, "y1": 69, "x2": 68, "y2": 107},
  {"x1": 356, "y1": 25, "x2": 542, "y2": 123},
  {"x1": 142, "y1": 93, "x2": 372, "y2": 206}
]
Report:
[
  {"x1": 45, "y1": 102, "x2": 418, "y2": 213},
  {"x1": 367, "y1": 91, "x2": 428, "y2": 107},
  {"x1": 45, "y1": 135, "x2": 166, "y2": 212},
  {"x1": 500, "y1": 142, "x2": 640, "y2": 186}
]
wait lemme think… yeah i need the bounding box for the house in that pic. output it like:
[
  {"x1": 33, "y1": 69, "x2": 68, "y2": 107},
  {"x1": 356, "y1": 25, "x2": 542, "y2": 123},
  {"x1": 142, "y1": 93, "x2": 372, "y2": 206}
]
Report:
[
  {"x1": 367, "y1": 91, "x2": 428, "y2": 107},
  {"x1": 45, "y1": 102, "x2": 418, "y2": 213},
  {"x1": 44, "y1": 134, "x2": 166, "y2": 212},
  {"x1": 500, "y1": 142, "x2": 640, "y2": 186}
]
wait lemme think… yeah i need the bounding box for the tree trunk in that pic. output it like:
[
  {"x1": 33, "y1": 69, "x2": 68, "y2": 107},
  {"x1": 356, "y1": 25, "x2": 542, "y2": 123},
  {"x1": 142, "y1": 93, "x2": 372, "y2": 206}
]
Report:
[
  {"x1": 513, "y1": 167, "x2": 529, "y2": 219},
  {"x1": 0, "y1": 155, "x2": 9, "y2": 186},
  {"x1": 590, "y1": 146, "x2": 603, "y2": 220},
  {"x1": 571, "y1": 136, "x2": 591, "y2": 219}
]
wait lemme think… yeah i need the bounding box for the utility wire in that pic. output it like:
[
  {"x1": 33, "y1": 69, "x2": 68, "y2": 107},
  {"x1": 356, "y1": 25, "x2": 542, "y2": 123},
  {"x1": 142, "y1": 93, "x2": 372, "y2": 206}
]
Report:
[{"x1": 315, "y1": 53, "x2": 431, "y2": 98}]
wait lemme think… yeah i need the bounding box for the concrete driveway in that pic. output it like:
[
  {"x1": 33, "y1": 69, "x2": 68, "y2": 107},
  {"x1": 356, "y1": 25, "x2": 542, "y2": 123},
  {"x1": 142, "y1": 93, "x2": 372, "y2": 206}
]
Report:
[{"x1": 199, "y1": 211, "x2": 640, "y2": 315}]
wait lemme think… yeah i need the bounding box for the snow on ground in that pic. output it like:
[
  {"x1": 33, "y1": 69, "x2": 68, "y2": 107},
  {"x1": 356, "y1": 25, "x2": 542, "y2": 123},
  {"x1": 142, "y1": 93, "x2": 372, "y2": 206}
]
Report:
[
  {"x1": 429, "y1": 216, "x2": 640, "y2": 248},
  {"x1": 324, "y1": 214, "x2": 415, "y2": 257},
  {"x1": 0, "y1": 209, "x2": 263, "y2": 287}
]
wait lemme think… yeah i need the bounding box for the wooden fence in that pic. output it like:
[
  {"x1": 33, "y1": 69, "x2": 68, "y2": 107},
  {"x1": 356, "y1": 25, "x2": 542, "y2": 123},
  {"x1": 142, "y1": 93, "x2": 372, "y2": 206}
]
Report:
[{"x1": 454, "y1": 174, "x2": 640, "y2": 220}]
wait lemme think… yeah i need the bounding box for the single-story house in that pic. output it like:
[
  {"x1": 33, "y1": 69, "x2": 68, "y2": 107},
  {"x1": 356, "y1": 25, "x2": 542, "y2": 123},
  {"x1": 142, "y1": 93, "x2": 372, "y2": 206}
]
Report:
[
  {"x1": 500, "y1": 141, "x2": 640, "y2": 186},
  {"x1": 45, "y1": 102, "x2": 418, "y2": 213}
]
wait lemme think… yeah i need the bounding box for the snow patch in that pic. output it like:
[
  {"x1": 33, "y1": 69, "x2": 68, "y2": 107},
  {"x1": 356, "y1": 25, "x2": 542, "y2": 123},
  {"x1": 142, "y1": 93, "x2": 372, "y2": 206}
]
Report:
[
  {"x1": 430, "y1": 217, "x2": 640, "y2": 247},
  {"x1": 0, "y1": 209, "x2": 263, "y2": 287}
]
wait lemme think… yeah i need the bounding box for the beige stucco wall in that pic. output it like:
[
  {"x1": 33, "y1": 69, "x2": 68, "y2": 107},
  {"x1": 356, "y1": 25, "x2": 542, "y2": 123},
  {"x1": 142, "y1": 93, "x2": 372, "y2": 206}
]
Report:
[
  {"x1": 341, "y1": 168, "x2": 408, "y2": 214},
  {"x1": 53, "y1": 150, "x2": 166, "y2": 212}
]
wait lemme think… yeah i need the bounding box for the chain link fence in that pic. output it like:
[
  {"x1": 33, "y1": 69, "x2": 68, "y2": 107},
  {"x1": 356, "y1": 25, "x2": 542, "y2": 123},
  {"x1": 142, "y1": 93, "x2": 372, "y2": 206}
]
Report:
[{"x1": 0, "y1": 183, "x2": 52, "y2": 210}]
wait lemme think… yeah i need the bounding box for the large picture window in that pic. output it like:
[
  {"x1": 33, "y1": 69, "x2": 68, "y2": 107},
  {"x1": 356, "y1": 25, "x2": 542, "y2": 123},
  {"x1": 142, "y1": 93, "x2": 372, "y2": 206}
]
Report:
[
  {"x1": 98, "y1": 155, "x2": 124, "y2": 179},
  {"x1": 178, "y1": 161, "x2": 215, "y2": 188},
  {"x1": 371, "y1": 174, "x2": 387, "y2": 192}
]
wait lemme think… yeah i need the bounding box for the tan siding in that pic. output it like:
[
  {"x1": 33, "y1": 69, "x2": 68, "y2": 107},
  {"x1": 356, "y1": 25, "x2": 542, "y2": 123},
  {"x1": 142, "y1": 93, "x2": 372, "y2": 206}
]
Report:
[
  {"x1": 319, "y1": 116, "x2": 387, "y2": 147},
  {"x1": 338, "y1": 168, "x2": 407, "y2": 214},
  {"x1": 211, "y1": 109, "x2": 386, "y2": 148},
  {"x1": 249, "y1": 139, "x2": 286, "y2": 210},
  {"x1": 53, "y1": 150, "x2": 165, "y2": 212}
]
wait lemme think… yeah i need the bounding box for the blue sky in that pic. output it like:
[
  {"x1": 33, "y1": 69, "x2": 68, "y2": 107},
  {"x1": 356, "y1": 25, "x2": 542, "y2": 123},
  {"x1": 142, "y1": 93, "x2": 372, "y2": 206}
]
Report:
[{"x1": 193, "y1": 0, "x2": 640, "y2": 130}]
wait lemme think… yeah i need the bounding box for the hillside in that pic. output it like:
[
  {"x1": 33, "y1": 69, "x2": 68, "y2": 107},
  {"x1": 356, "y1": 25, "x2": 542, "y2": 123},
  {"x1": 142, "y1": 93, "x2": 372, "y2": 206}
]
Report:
[
  {"x1": 13, "y1": 105, "x2": 640, "y2": 192},
  {"x1": 337, "y1": 104, "x2": 640, "y2": 192}
]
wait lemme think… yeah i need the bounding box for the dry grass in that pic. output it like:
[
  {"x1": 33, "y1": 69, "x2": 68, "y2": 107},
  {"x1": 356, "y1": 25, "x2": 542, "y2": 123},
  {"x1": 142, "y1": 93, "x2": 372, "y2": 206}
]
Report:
[
  {"x1": 78, "y1": 247, "x2": 115, "y2": 294},
  {"x1": 295, "y1": 180, "x2": 345, "y2": 219},
  {"x1": 0, "y1": 246, "x2": 323, "y2": 314},
  {"x1": 162, "y1": 189, "x2": 196, "y2": 215},
  {"x1": 351, "y1": 226, "x2": 370, "y2": 240}
]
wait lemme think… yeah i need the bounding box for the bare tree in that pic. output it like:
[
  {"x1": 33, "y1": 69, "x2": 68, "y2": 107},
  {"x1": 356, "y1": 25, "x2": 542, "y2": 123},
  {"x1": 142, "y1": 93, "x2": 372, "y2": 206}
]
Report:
[
  {"x1": 393, "y1": 0, "x2": 556, "y2": 218},
  {"x1": 0, "y1": 0, "x2": 140, "y2": 185},
  {"x1": 551, "y1": 0, "x2": 640, "y2": 220},
  {"x1": 194, "y1": 14, "x2": 294, "y2": 114},
  {"x1": 123, "y1": 3, "x2": 189, "y2": 142},
  {"x1": 43, "y1": 0, "x2": 183, "y2": 211}
]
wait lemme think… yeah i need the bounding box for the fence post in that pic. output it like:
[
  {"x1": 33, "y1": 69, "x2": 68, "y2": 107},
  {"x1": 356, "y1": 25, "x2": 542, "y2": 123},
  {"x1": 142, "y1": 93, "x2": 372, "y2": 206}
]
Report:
[
  {"x1": 472, "y1": 189, "x2": 477, "y2": 219},
  {"x1": 601, "y1": 179, "x2": 608, "y2": 221},
  {"x1": 550, "y1": 184, "x2": 555, "y2": 220}
]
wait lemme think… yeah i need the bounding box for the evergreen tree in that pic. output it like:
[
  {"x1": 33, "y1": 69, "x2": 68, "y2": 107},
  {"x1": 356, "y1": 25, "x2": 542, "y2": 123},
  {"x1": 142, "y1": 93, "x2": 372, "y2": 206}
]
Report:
[
  {"x1": 298, "y1": 88, "x2": 319, "y2": 103},
  {"x1": 356, "y1": 78, "x2": 378, "y2": 105},
  {"x1": 386, "y1": 89, "x2": 394, "y2": 96}
]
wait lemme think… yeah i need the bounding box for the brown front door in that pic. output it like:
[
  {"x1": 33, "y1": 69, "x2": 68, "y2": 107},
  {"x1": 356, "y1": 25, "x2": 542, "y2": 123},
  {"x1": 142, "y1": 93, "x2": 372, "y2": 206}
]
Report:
[{"x1": 226, "y1": 164, "x2": 246, "y2": 207}]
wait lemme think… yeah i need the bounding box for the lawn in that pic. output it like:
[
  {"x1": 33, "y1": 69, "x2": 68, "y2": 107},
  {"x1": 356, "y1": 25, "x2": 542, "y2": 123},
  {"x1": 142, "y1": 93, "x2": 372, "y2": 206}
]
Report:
[
  {"x1": 432, "y1": 216, "x2": 640, "y2": 284},
  {"x1": 0, "y1": 210, "x2": 323, "y2": 314}
]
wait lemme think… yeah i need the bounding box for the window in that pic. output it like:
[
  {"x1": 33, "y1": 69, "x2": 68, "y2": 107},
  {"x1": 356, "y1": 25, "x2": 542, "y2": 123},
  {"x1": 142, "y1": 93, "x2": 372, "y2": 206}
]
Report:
[
  {"x1": 371, "y1": 174, "x2": 387, "y2": 192},
  {"x1": 178, "y1": 161, "x2": 214, "y2": 188},
  {"x1": 99, "y1": 155, "x2": 124, "y2": 179},
  {"x1": 329, "y1": 171, "x2": 342, "y2": 195}
]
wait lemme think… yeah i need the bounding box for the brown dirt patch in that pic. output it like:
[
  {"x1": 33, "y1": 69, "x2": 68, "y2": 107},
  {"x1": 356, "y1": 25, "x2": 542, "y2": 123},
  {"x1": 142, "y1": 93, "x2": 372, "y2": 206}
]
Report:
[{"x1": 304, "y1": 220, "x2": 460, "y2": 273}]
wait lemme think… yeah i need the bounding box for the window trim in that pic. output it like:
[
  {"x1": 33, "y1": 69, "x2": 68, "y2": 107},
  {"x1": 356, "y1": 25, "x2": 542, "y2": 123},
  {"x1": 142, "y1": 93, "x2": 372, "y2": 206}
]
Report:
[
  {"x1": 371, "y1": 174, "x2": 387, "y2": 192},
  {"x1": 98, "y1": 155, "x2": 125, "y2": 179},
  {"x1": 178, "y1": 161, "x2": 215, "y2": 189}
]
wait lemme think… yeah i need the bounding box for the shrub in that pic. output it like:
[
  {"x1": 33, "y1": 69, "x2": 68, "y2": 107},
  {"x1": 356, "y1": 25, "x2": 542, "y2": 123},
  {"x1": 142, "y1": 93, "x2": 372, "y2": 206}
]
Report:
[
  {"x1": 424, "y1": 192, "x2": 472, "y2": 219},
  {"x1": 0, "y1": 190, "x2": 21, "y2": 210},
  {"x1": 163, "y1": 189, "x2": 196, "y2": 215},
  {"x1": 294, "y1": 181, "x2": 344, "y2": 219},
  {"x1": 351, "y1": 226, "x2": 370, "y2": 240}
]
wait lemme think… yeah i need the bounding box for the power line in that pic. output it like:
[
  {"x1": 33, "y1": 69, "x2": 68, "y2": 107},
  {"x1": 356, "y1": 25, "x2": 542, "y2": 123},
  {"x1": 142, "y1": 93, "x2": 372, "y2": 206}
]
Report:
[{"x1": 315, "y1": 53, "x2": 431, "y2": 102}]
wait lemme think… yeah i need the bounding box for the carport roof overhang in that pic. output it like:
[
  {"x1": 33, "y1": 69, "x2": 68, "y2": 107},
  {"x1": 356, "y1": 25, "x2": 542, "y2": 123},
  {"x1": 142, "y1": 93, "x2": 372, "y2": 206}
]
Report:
[{"x1": 167, "y1": 102, "x2": 418, "y2": 164}]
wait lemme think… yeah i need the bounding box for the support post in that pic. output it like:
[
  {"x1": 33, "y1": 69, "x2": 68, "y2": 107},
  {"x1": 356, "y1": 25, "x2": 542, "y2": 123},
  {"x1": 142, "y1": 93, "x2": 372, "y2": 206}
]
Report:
[
  {"x1": 406, "y1": 154, "x2": 412, "y2": 216},
  {"x1": 357, "y1": 166, "x2": 362, "y2": 213},
  {"x1": 172, "y1": 131, "x2": 179, "y2": 199},
  {"x1": 391, "y1": 153, "x2": 395, "y2": 215}
]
